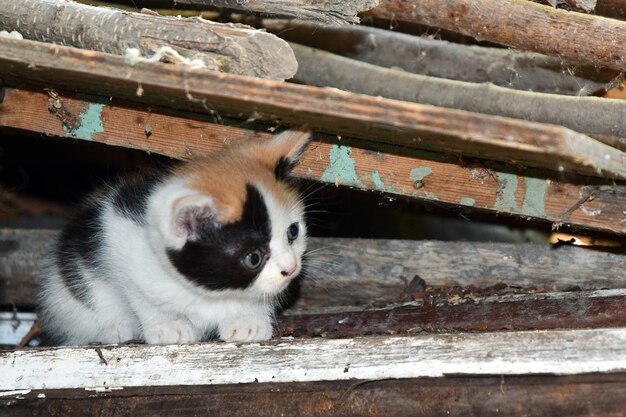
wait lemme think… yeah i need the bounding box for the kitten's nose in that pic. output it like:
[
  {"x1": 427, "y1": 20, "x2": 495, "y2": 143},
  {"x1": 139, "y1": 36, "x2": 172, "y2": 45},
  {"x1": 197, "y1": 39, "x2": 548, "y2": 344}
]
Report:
[{"x1": 280, "y1": 264, "x2": 297, "y2": 278}]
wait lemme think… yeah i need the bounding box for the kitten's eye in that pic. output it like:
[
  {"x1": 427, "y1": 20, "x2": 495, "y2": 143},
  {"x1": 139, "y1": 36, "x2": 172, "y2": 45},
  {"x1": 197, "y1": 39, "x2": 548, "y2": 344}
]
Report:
[
  {"x1": 242, "y1": 249, "x2": 264, "y2": 270},
  {"x1": 287, "y1": 222, "x2": 299, "y2": 243}
]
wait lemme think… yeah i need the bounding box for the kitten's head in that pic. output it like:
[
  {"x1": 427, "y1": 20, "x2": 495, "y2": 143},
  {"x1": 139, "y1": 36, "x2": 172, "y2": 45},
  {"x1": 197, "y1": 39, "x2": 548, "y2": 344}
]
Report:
[{"x1": 163, "y1": 129, "x2": 311, "y2": 297}]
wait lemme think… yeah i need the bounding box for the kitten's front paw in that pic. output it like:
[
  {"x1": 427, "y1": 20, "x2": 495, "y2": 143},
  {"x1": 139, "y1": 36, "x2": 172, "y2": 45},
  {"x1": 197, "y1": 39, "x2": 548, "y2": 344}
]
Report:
[
  {"x1": 218, "y1": 316, "x2": 273, "y2": 343},
  {"x1": 144, "y1": 319, "x2": 199, "y2": 345}
]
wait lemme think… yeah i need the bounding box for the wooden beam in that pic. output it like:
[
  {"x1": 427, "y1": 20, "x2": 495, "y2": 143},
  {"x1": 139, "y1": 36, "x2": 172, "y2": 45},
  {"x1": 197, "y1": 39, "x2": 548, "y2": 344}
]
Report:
[
  {"x1": 1, "y1": 230, "x2": 625, "y2": 308},
  {"x1": 369, "y1": 0, "x2": 626, "y2": 72},
  {"x1": 0, "y1": 0, "x2": 297, "y2": 80},
  {"x1": 1, "y1": 38, "x2": 625, "y2": 180},
  {"x1": 1, "y1": 89, "x2": 625, "y2": 235},
  {"x1": 3, "y1": 374, "x2": 626, "y2": 416},
  {"x1": 2, "y1": 328, "x2": 626, "y2": 390}
]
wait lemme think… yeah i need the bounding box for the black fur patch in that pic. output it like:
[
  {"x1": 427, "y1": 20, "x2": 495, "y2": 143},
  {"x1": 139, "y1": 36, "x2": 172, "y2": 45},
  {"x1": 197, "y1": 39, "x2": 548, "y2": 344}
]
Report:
[
  {"x1": 111, "y1": 171, "x2": 164, "y2": 224},
  {"x1": 274, "y1": 157, "x2": 297, "y2": 181},
  {"x1": 167, "y1": 184, "x2": 272, "y2": 290},
  {"x1": 56, "y1": 201, "x2": 103, "y2": 305}
]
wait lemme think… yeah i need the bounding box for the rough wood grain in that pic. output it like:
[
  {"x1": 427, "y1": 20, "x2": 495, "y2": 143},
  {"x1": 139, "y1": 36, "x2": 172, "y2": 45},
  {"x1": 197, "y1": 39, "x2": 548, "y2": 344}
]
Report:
[
  {"x1": 2, "y1": 328, "x2": 626, "y2": 390},
  {"x1": 265, "y1": 20, "x2": 616, "y2": 96},
  {"x1": 1, "y1": 39, "x2": 625, "y2": 180},
  {"x1": 1, "y1": 89, "x2": 625, "y2": 235},
  {"x1": 291, "y1": 42, "x2": 626, "y2": 151},
  {"x1": 3, "y1": 374, "x2": 626, "y2": 417},
  {"x1": 0, "y1": 0, "x2": 297, "y2": 80},
  {"x1": 370, "y1": 0, "x2": 626, "y2": 72},
  {"x1": 1, "y1": 229, "x2": 625, "y2": 308},
  {"x1": 279, "y1": 290, "x2": 626, "y2": 337}
]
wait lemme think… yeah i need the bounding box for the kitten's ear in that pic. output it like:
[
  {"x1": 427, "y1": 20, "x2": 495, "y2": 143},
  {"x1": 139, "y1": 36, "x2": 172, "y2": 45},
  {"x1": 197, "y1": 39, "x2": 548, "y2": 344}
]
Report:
[
  {"x1": 168, "y1": 196, "x2": 219, "y2": 248},
  {"x1": 261, "y1": 128, "x2": 311, "y2": 180}
]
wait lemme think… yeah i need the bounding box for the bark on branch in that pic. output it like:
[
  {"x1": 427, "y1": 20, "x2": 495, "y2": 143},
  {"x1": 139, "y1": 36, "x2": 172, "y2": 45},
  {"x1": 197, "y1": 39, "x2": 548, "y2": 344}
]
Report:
[
  {"x1": 0, "y1": 0, "x2": 297, "y2": 80},
  {"x1": 265, "y1": 20, "x2": 617, "y2": 96},
  {"x1": 104, "y1": 0, "x2": 380, "y2": 24},
  {"x1": 369, "y1": 0, "x2": 626, "y2": 72},
  {"x1": 291, "y1": 43, "x2": 626, "y2": 151}
]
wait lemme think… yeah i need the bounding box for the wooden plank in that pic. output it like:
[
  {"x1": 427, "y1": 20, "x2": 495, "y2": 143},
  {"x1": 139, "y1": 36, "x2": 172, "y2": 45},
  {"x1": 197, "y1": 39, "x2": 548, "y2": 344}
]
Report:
[
  {"x1": 1, "y1": 89, "x2": 625, "y2": 235},
  {"x1": 1, "y1": 38, "x2": 625, "y2": 179},
  {"x1": 0, "y1": 0, "x2": 297, "y2": 80},
  {"x1": 3, "y1": 374, "x2": 626, "y2": 417},
  {"x1": 2, "y1": 328, "x2": 626, "y2": 390},
  {"x1": 278, "y1": 290, "x2": 626, "y2": 337},
  {"x1": 370, "y1": 0, "x2": 626, "y2": 72},
  {"x1": 2, "y1": 229, "x2": 625, "y2": 308}
]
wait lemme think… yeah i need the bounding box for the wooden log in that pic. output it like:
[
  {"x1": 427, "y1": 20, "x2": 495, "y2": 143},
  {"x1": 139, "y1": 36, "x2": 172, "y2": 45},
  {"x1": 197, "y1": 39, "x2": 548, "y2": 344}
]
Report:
[
  {"x1": 540, "y1": 0, "x2": 597, "y2": 11},
  {"x1": 3, "y1": 374, "x2": 626, "y2": 417},
  {"x1": 103, "y1": 0, "x2": 380, "y2": 24},
  {"x1": 369, "y1": 0, "x2": 626, "y2": 72},
  {"x1": 1, "y1": 229, "x2": 625, "y2": 308},
  {"x1": 1, "y1": 89, "x2": 625, "y2": 236},
  {"x1": 0, "y1": 39, "x2": 625, "y2": 180},
  {"x1": 291, "y1": 42, "x2": 626, "y2": 152},
  {"x1": 0, "y1": 0, "x2": 297, "y2": 80},
  {"x1": 2, "y1": 328, "x2": 626, "y2": 390},
  {"x1": 265, "y1": 20, "x2": 616, "y2": 96}
]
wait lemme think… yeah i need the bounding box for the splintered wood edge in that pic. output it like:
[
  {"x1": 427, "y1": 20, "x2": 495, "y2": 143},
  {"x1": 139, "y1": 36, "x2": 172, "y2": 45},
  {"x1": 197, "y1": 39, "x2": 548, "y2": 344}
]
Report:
[
  {"x1": 0, "y1": 37, "x2": 625, "y2": 179},
  {"x1": 1, "y1": 328, "x2": 625, "y2": 391}
]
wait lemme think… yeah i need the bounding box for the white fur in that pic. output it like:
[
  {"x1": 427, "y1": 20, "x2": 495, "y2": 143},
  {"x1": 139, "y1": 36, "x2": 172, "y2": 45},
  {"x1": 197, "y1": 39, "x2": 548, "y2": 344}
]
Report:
[{"x1": 40, "y1": 176, "x2": 307, "y2": 346}]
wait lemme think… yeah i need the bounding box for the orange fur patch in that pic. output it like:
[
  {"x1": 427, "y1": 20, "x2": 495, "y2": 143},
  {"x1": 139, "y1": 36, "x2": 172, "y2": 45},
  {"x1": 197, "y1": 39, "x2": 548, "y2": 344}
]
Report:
[{"x1": 175, "y1": 136, "x2": 303, "y2": 224}]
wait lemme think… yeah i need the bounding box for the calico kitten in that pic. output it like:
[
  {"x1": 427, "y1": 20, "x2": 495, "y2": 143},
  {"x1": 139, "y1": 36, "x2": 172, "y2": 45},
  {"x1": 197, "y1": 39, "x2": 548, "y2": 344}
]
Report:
[{"x1": 39, "y1": 129, "x2": 311, "y2": 345}]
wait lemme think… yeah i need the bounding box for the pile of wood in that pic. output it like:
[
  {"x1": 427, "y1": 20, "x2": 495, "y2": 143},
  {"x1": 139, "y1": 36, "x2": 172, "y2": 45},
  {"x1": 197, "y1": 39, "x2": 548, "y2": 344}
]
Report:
[{"x1": 0, "y1": 0, "x2": 625, "y2": 415}]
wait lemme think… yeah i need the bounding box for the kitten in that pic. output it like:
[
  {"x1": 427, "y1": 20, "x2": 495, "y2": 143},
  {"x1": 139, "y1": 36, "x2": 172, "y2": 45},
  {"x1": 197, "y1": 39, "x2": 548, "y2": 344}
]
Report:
[{"x1": 38, "y1": 129, "x2": 311, "y2": 345}]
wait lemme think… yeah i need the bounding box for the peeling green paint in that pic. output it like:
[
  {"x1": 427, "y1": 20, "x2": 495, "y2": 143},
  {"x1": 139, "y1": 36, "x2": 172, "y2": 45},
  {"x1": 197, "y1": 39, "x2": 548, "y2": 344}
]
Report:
[
  {"x1": 409, "y1": 166, "x2": 433, "y2": 183},
  {"x1": 424, "y1": 192, "x2": 440, "y2": 201},
  {"x1": 495, "y1": 172, "x2": 518, "y2": 211},
  {"x1": 371, "y1": 170, "x2": 397, "y2": 193},
  {"x1": 522, "y1": 177, "x2": 548, "y2": 217},
  {"x1": 320, "y1": 145, "x2": 364, "y2": 188},
  {"x1": 65, "y1": 103, "x2": 105, "y2": 140},
  {"x1": 306, "y1": 167, "x2": 313, "y2": 175},
  {"x1": 459, "y1": 197, "x2": 476, "y2": 206}
]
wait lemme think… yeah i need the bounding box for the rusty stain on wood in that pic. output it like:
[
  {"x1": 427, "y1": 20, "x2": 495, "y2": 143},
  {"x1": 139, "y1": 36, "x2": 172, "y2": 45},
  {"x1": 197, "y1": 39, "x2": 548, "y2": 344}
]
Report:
[{"x1": 1, "y1": 89, "x2": 624, "y2": 235}]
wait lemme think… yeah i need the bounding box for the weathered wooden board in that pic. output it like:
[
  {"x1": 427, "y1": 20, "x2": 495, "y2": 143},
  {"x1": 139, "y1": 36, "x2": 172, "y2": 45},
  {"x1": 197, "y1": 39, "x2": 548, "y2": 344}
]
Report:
[
  {"x1": 1, "y1": 38, "x2": 626, "y2": 179},
  {"x1": 2, "y1": 328, "x2": 626, "y2": 390},
  {"x1": 3, "y1": 374, "x2": 626, "y2": 417},
  {"x1": 2, "y1": 229, "x2": 625, "y2": 307},
  {"x1": 2, "y1": 89, "x2": 626, "y2": 235},
  {"x1": 370, "y1": 0, "x2": 626, "y2": 72},
  {"x1": 279, "y1": 289, "x2": 626, "y2": 337}
]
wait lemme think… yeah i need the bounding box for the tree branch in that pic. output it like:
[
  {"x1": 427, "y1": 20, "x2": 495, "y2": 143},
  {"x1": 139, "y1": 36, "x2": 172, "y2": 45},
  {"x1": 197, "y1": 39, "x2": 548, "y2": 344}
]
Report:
[
  {"x1": 291, "y1": 42, "x2": 626, "y2": 152},
  {"x1": 369, "y1": 0, "x2": 626, "y2": 72},
  {"x1": 0, "y1": 0, "x2": 297, "y2": 80}
]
